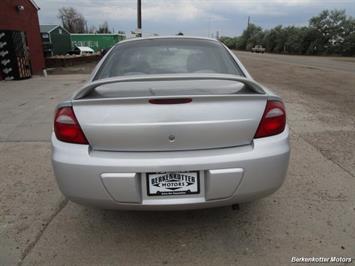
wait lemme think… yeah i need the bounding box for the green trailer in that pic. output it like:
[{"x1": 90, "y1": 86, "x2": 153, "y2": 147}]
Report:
[{"x1": 70, "y1": 33, "x2": 125, "y2": 52}]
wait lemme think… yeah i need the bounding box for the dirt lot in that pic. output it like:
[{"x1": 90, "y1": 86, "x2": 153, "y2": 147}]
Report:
[{"x1": 0, "y1": 53, "x2": 354, "y2": 265}]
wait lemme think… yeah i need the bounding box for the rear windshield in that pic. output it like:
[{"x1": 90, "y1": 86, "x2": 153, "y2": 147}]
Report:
[{"x1": 94, "y1": 38, "x2": 243, "y2": 80}]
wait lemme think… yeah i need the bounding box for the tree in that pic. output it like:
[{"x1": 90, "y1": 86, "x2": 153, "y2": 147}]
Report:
[
  {"x1": 262, "y1": 26, "x2": 285, "y2": 53},
  {"x1": 309, "y1": 9, "x2": 350, "y2": 54},
  {"x1": 284, "y1": 26, "x2": 309, "y2": 54},
  {"x1": 247, "y1": 30, "x2": 265, "y2": 50},
  {"x1": 219, "y1": 36, "x2": 237, "y2": 49},
  {"x1": 220, "y1": 9, "x2": 355, "y2": 56},
  {"x1": 58, "y1": 7, "x2": 87, "y2": 33},
  {"x1": 342, "y1": 18, "x2": 355, "y2": 55},
  {"x1": 97, "y1": 21, "x2": 111, "y2": 34},
  {"x1": 238, "y1": 23, "x2": 262, "y2": 50},
  {"x1": 88, "y1": 26, "x2": 97, "y2": 33}
]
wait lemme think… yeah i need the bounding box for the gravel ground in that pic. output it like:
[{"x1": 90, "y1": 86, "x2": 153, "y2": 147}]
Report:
[{"x1": 0, "y1": 52, "x2": 354, "y2": 265}]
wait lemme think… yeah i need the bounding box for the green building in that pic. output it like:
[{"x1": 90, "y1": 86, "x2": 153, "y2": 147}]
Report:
[
  {"x1": 70, "y1": 33, "x2": 126, "y2": 52},
  {"x1": 40, "y1": 25, "x2": 72, "y2": 57}
]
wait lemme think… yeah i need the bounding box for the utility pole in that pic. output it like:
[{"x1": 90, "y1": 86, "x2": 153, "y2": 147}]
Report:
[
  {"x1": 247, "y1": 16, "x2": 250, "y2": 29},
  {"x1": 137, "y1": 0, "x2": 142, "y2": 37}
]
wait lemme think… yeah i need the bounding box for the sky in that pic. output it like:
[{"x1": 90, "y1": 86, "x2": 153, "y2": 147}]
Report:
[{"x1": 35, "y1": 0, "x2": 355, "y2": 37}]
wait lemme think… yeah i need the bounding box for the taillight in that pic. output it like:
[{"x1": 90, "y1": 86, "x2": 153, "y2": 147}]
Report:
[
  {"x1": 54, "y1": 106, "x2": 88, "y2": 144},
  {"x1": 149, "y1": 98, "x2": 192, "y2": 104},
  {"x1": 254, "y1": 100, "x2": 286, "y2": 138}
]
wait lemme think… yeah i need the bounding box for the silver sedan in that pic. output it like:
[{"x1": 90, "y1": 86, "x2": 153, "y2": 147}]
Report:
[{"x1": 51, "y1": 36, "x2": 290, "y2": 210}]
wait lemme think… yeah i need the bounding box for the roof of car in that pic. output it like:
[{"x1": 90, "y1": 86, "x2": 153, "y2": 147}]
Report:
[
  {"x1": 76, "y1": 46, "x2": 95, "y2": 52},
  {"x1": 118, "y1": 36, "x2": 219, "y2": 45}
]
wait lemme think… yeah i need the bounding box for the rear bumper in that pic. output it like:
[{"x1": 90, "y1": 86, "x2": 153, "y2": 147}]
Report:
[{"x1": 51, "y1": 127, "x2": 290, "y2": 210}]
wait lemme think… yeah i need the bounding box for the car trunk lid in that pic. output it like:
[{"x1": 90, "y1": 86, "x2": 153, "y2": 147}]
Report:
[{"x1": 72, "y1": 76, "x2": 268, "y2": 152}]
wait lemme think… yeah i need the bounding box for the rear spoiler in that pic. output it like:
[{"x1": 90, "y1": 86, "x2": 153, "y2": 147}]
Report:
[{"x1": 72, "y1": 74, "x2": 266, "y2": 100}]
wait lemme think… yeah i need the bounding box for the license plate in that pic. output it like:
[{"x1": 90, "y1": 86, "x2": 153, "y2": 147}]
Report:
[{"x1": 147, "y1": 172, "x2": 200, "y2": 196}]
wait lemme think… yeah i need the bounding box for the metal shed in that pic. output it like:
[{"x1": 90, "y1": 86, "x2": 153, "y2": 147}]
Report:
[
  {"x1": 70, "y1": 33, "x2": 126, "y2": 52},
  {"x1": 40, "y1": 25, "x2": 71, "y2": 56}
]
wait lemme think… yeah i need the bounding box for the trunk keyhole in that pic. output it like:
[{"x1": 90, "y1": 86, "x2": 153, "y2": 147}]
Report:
[{"x1": 169, "y1": 135, "x2": 176, "y2": 143}]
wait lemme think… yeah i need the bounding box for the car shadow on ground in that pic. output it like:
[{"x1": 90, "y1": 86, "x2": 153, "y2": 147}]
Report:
[
  {"x1": 99, "y1": 201, "x2": 257, "y2": 225},
  {"x1": 61, "y1": 201, "x2": 265, "y2": 258},
  {"x1": 25, "y1": 200, "x2": 274, "y2": 264},
  {"x1": 68, "y1": 200, "x2": 264, "y2": 247}
]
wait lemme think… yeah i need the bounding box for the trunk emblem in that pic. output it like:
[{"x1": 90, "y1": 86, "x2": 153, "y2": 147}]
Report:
[{"x1": 168, "y1": 135, "x2": 176, "y2": 143}]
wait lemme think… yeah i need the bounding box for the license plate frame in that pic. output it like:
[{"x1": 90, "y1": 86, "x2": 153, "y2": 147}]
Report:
[{"x1": 146, "y1": 171, "x2": 200, "y2": 196}]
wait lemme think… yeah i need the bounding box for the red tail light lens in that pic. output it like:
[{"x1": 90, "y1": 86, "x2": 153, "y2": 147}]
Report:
[
  {"x1": 54, "y1": 107, "x2": 88, "y2": 144},
  {"x1": 254, "y1": 100, "x2": 286, "y2": 138}
]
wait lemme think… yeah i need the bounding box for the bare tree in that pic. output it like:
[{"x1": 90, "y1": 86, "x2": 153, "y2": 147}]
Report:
[
  {"x1": 89, "y1": 25, "x2": 97, "y2": 33},
  {"x1": 58, "y1": 7, "x2": 87, "y2": 33},
  {"x1": 97, "y1": 21, "x2": 111, "y2": 34}
]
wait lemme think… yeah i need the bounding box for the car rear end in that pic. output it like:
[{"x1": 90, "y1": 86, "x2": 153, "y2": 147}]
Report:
[{"x1": 51, "y1": 37, "x2": 290, "y2": 210}]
